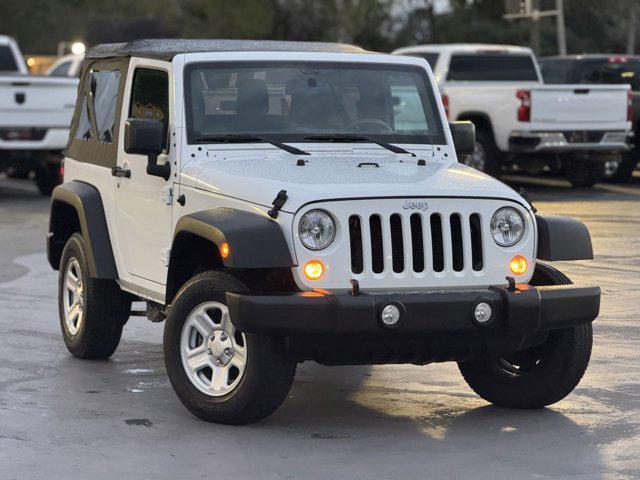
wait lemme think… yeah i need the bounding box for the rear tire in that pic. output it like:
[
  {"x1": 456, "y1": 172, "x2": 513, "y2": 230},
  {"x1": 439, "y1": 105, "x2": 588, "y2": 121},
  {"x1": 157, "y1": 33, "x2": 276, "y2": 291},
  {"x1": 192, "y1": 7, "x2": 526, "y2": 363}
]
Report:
[
  {"x1": 458, "y1": 263, "x2": 593, "y2": 408},
  {"x1": 566, "y1": 158, "x2": 603, "y2": 188},
  {"x1": 461, "y1": 128, "x2": 503, "y2": 178},
  {"x1": 58, "y1": 233, "x2": 131, "y2": 359},
  {"x1": 35, "y1": 161, "x2": 61, "y2": 196},
  {"x1": 164, "y1": 271, "x2": 296, "y2": 424}
]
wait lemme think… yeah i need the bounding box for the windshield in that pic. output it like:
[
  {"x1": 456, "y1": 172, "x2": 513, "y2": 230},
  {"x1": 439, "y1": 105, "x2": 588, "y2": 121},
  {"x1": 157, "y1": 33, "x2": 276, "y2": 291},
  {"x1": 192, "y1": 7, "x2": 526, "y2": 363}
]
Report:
[
  {"x1": 184, "y1": 62, "x2": 445, "y2": 145},
  {"x1": 447, "y1": 53, "x2": 539, "y2": 82},
  {"x1": 578, "y1": 59, "x2": 640, "y2": 91}
]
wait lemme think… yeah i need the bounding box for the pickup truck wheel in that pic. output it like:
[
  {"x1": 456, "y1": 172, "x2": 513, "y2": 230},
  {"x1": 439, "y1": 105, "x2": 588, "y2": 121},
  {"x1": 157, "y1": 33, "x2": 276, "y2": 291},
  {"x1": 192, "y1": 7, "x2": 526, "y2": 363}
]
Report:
[
  {"x1": 565, "y1": 158, "x2": 603, "y2": 188},
  {"x1": 58, "y1": 233, "x2": 132, "y2": 359},
  {"x1": 164, "y1": 271, "x2": 296, "y2": 424},
  {"x1": 609, "y1": 153, "x2": 638, "y2": 183},
  {"x1": 35, "y1": 162, "x2": 62, "y2": 196},
  {"x1": 458, "y1": 263, "x2": 593, "y2": 408},
  {"x1": 461, "y1": 129, "x2": 502, "y2": 177}
]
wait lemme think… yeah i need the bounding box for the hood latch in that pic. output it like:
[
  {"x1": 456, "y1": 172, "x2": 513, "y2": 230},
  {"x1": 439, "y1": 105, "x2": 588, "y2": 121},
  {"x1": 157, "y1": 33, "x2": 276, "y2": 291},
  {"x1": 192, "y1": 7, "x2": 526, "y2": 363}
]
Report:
[{"x1": 268, "y1": 190, "x2": 288, "y2": 219}]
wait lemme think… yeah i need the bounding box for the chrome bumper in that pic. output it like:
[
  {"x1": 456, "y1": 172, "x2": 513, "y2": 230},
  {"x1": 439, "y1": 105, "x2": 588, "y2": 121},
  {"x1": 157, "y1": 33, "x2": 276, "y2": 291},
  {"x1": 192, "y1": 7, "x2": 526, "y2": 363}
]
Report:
[{"x1": 509, "y1": 131, "x2": 632, "y2": 154}]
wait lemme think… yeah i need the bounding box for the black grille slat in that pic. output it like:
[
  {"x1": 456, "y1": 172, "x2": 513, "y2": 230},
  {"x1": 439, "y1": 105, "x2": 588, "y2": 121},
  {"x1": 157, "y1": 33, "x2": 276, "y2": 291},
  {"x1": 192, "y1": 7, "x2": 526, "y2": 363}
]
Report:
[
  {"x1": 390, "y1": 214, "x2": 404, "y2": 273},
  {"x1": 430, "y1": 214, "x2": 444, "y2": 272},
  {"x1": 470, "y1": 214, "x2": 483, "y2": 271},
  {"x1": 369, "y1": 215, "x2": 384, "y2": 274},
  {"x1": 450, "y1": 214, "x2": 464, "y2": 272},
  {"x1": 349, "y1": 215, "x2": 363, "y2": 274},
  {"x1": 410, "y1": 214, "x2": 424, "y2": 272}
]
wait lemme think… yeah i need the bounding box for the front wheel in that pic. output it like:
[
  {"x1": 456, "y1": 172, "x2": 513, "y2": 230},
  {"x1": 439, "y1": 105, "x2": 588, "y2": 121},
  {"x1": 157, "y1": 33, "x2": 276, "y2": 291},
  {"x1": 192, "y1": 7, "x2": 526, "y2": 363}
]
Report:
[
  {"x1": 164, "y1": 271, "x2": 296, "y2": 424},
  {"x1": 458, "y1": 263, "x2": 593, "y2": 408},
  {"x1": 460, "y1": 128, "x2": 503, "y2": 178},
  {"x1": 565, "y1": 158, "x2": 603, "y2": 188}
]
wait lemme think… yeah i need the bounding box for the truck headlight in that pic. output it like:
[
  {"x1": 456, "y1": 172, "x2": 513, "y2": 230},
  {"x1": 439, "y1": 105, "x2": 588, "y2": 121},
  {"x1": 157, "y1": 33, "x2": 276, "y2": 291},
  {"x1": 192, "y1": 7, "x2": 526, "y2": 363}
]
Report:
[
  {"x1": 299, "y1": 210, "x2": 336, "y2": 250},
  {"x1": 490, "y1": 207, "x2": 525, "y2": 247}
]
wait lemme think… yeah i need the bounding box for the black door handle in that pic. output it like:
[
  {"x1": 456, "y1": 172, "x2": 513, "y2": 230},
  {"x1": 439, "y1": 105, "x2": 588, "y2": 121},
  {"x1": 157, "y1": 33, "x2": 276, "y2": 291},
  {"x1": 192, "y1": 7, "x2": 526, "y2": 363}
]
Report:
[{"x1": 111, "y1": 166, "x2": 131, "y2": 178}]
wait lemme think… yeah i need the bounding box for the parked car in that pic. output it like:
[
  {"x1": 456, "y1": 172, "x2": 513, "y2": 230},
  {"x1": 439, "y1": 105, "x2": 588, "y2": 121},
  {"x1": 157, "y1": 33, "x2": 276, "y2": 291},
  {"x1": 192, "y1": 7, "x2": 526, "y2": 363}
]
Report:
[
  {"x1": 46, "y1": 54, "x2": 83, "y2": 78},
  {"x1": 48, "y1": 39, "x2": 600, "y2": 424},
  {"x1": 540, "y1": 54, "x2": 640, "y2": 182},
  {"x1": 0, "y1": 36, "x2": 78, "y2": 194},
  {"x1": 393, "y1": 44, "x2": 633, "y2": 187}
]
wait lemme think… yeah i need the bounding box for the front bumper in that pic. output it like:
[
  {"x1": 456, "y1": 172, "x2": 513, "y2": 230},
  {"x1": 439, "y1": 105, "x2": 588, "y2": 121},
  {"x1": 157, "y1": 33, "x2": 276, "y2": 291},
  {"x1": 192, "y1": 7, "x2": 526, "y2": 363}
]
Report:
[
  {"x1": 227, "y1": 284, "x2": 600, "y2": 336},
  {"x1": 509, "y1": 131, "x2": 631, "y2": 154}
]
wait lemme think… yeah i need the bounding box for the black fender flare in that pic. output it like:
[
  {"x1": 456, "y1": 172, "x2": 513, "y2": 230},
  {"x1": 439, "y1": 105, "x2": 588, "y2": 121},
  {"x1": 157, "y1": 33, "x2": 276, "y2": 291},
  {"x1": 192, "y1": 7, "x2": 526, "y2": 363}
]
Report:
[
  {"x1": 48, "y1": 181, "x2": 118, "y2": 279},
  {"x1": 171, "y1": 208, "x2": 294, "y2": 269},
  {"x1": 535, "y1": 214, "x2": 593, "y2": 261}
]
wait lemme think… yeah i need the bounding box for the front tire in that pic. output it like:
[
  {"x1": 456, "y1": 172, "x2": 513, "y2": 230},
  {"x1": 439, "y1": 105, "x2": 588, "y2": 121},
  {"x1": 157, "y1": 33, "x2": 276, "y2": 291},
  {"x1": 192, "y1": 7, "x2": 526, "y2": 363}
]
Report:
[
  {"x1": 58, "y1": 233, "x2": 132, "y2": 359},
  {"x1": 164, "y1": 271, "x2": 296, "y2": 424},
  {"x1": 458, "y1": 263, "x2": 593, "y2": 408},
  {"x1": 565, "y1": 157, "x2": 603, "y2": 188}
]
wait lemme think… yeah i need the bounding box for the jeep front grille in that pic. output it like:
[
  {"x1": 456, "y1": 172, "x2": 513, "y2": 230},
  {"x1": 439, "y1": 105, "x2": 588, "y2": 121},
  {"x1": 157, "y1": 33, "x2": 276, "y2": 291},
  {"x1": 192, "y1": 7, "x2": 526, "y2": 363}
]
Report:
[{"x1": 348, "y1": 212, "x2": 484, "y2": 275}]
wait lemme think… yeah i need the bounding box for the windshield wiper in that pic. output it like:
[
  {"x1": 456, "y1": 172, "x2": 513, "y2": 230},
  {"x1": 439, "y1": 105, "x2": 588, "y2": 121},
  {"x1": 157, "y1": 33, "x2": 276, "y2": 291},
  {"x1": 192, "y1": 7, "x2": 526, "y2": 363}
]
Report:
[
  {"x1": 194, "y1": 134, "x2": 310, "y2": 156},
  {"x1": 303, "y1": 134, "x2": 414, "y2": 156}
]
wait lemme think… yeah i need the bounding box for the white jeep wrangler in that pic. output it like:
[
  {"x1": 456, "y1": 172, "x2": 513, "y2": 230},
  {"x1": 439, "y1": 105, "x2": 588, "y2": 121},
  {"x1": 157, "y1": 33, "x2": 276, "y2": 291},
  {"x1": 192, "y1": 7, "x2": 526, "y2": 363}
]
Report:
[{"x1": 48, "y1": 39, "x2": 600, "y2": 424}]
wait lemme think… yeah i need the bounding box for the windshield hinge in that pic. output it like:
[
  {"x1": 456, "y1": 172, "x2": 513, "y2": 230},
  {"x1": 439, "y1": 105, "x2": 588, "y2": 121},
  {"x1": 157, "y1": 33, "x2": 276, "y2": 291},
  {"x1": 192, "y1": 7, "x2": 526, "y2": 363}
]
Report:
[
  {"x1": 161, "y1": 186, "x2": 173, "y2": 205},
  {"x1": 268, "y1": 190, "x2": 288, "y2": 219}
]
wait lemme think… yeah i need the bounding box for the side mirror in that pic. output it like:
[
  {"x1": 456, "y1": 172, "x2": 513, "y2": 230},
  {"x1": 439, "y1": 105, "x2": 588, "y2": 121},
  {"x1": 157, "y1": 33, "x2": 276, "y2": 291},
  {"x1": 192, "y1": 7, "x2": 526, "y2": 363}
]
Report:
[
  {"x1": 449, "y1": 121, "x2": 476, "y2": 158},
  {"x1": 124, "y1": 118, "x2": 170, "y2": 180}
]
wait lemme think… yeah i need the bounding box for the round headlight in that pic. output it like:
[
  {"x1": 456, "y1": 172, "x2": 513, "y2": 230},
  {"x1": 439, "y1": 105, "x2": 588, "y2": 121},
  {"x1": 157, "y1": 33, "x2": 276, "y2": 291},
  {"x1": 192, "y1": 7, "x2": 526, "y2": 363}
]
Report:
[
  {"x1": 299, "y1": 209, "x2": 336, "y2": 250},
  {"x1": 490, "y1": 207, "x2": 525, "y2": 247}
]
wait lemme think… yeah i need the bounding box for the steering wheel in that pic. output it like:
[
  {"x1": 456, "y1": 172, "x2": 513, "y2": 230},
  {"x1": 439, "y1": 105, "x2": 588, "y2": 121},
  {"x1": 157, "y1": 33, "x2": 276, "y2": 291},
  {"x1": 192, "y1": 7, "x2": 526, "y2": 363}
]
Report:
[{"x1": 347, "y1": 118, "x2": 393, "y2": 133}]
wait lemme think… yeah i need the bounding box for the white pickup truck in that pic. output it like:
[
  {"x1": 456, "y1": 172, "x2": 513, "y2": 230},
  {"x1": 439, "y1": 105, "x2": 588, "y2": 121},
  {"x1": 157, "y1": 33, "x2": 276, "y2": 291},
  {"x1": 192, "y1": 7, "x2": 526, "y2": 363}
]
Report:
[
  {"x1": 393, "y1": 44, "x2": 633, "y2": 187},
  {"x1": 0, "y1": 35, "x2": 79, "y2": 194}
]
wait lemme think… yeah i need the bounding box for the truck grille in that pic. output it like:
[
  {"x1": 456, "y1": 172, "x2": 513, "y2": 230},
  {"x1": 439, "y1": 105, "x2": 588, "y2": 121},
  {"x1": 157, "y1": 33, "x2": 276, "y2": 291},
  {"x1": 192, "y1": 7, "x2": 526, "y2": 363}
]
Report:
[{"x1": 348, "y1": 212, "x2": 484, "y2": 275}]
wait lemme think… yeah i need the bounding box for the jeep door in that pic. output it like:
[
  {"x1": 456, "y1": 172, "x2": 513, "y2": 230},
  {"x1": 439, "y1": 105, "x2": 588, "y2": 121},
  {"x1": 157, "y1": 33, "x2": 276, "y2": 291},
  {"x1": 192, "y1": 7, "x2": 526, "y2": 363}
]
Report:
[{"x1": 114, "y1": 59, "x2": 174, "y2": 297}]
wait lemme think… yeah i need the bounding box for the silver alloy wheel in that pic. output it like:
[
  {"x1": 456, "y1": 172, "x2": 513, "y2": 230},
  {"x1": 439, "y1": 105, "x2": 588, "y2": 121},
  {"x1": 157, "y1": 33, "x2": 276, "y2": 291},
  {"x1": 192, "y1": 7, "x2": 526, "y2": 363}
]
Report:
[
  {"x1": 180, "y1": 301, "x2": 247, "y2": 397},
  {"x1": 603, "y1": 158, "x2": 620, "y2": 178},
  {"x1": 63, "y1": 258, "x2": 84, "y2": 336},
  {"x1": 462, "y1": 141, "x2": 487, "y2": 172}
]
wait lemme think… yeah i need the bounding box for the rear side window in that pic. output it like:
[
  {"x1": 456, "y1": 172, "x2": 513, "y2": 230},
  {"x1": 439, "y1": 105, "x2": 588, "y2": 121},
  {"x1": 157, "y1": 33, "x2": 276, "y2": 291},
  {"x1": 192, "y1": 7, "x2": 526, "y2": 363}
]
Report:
[
  {"x1": 447, "y1": 54, "x2": 539, "y2": 81},
  {"x1": 129, "y1": 68, "x2": 170, "y2": 145},
  {"x1": 539, "y1": 59, "x2": 575, "y2": 83},
  {"x1": 402, "y1": 52, "x2": 440, "y2": 70},
  {"x1": 90, "y1": 70, "x2": 121, "y2": 142},
  {"x1": 0, "y1": 46, "x2": 18, "y2": 71},
  {"x1": 75, "y1": 96, "x2": 92, "y2": 140},
  {"x1": 49, "y1": 61, "x2": 72, "y2": 77}
]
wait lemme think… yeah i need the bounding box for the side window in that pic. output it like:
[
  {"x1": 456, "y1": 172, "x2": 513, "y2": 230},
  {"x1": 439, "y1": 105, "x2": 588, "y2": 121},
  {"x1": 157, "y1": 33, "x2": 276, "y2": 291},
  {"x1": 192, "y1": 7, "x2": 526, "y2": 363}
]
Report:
[
  {"x1": 90, "y1": 70, "x2": 121, "y2": 142},
  {"x1": 49, "y1": 61, "x2": 72, "y2": 77},
  {"x1": 75, "y1": 96, "x2": 93, "y2": 140},
  {"x1": 129, "y1": 68, "x2": 169, "y2": 146}
]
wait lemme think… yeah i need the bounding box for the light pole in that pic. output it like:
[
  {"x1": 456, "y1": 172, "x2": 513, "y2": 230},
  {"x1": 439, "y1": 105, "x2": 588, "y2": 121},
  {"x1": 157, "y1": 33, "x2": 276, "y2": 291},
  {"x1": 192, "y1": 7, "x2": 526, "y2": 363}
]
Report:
[{"x1": 504, "y1": 0, "x2": 567, "y2": 55}]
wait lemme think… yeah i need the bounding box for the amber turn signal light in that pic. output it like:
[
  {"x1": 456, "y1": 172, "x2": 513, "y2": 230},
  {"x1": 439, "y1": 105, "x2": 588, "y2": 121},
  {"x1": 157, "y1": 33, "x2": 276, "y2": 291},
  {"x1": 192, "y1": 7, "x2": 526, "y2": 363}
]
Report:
[
  {"x1": 304, "y1": 260, "x2": 325, "y2": 280},
  {"x1": 509, "y1": 255, "x2": 528, "y2": 275},
  {"x1": 220, "y1": 242, "x2": 230, "y2": 258}
]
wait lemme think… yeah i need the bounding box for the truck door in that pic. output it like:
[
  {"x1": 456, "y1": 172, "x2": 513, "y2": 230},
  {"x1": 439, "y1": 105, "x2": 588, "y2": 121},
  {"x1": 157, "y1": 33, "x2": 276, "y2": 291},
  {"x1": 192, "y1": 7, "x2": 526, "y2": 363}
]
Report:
[{"x1": 114, "y1": 62, "x2": 174, "y2": 295}]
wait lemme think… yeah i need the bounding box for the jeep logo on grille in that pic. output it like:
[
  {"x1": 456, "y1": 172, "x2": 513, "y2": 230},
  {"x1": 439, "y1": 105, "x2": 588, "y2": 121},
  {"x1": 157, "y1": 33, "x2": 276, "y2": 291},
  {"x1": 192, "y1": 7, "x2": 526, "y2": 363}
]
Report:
[{"x1": 402, "y1": 200, "x2": 429, "y2": 211}]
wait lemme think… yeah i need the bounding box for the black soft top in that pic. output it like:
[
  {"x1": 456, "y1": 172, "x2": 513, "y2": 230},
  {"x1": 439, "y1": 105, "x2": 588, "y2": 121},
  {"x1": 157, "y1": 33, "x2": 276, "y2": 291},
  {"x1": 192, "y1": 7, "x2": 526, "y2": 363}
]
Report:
[{"x1": 86, "y1": 39, "x2": 370, "y2": 61}]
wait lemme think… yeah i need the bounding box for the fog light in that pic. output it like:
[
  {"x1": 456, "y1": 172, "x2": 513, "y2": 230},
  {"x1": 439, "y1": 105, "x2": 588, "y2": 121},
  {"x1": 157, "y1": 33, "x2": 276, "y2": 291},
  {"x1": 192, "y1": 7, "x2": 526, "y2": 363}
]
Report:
[
  {"x1": 509, "y1": 255, "x2": 528, "y2": 276},
  {"x1": 474, "y1": 302, "x2": 492, "y2": 324},
  {"x1": 381, "y1": 304, "x2": 401, "y2": 327},
  {"x1": 304, "y1": 260, "x2": 325, "y2": 280}
]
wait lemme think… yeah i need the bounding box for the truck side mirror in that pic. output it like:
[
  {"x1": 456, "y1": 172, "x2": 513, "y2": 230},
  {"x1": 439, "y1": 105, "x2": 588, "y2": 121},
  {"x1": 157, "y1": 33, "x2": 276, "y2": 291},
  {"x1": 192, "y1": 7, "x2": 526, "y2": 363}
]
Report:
[
  {"x1": 449, "y1": 121, "x2": 476, "y2": 157},
  {"x1": 124, "y1": 118, "x2": 170, "y2": 180}
]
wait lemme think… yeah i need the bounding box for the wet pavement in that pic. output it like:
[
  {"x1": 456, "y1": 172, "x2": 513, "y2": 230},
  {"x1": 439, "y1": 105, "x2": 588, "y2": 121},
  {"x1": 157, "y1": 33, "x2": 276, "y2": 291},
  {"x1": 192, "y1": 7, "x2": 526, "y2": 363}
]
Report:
[{"x1": 0, "y1": 173, "x2": 639, "y2": 479}]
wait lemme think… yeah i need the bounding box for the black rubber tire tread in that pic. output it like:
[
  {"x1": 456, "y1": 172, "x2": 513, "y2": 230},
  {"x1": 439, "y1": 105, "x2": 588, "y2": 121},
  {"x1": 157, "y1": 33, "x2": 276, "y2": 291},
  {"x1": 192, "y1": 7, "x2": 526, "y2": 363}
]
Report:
[
  {"x1": 164, "y1": 270, "x2": 296, "y2": 425},
  {"x1": 35, "y1": 163, "x2": 61, "y2": 196},
  {"x1": 566, "y1": 160, "x2": 603, "y2": 188},
  {"x1": 474, "y1": 128, "x2": 504, "y2": 178},
  {"x1": 610, "y1": 153, "x2": 638, "y2": 183},
  {"x1": 458, "y1": 262, "x2": 593, "y2": 409},
  {"x1": 58, "y1": 233, "x2": 131, "y2": 359}
]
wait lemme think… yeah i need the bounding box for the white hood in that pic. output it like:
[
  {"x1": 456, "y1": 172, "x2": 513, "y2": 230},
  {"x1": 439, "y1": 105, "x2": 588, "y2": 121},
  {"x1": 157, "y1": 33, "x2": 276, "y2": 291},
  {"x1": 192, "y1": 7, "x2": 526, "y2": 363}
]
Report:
[{"x1": 180, "y1": 145, "x2": 526, "y2": 213}]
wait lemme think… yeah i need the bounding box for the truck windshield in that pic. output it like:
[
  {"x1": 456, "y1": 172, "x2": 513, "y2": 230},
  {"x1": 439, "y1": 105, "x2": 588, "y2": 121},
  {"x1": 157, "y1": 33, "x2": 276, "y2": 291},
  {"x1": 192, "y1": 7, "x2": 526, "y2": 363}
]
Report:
[
  {"x1": 447, "y1": 53, "x2": 539, "y2": 82},
  {"x1": 578, "y1": 59, "x2": 640, "y2": 91},
  {"x1": 184, "y1": 62, "x2": 445, "y2": 145},
  {"x1": 0, "y1": 46, "x2": 18, "y2": 71}
]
